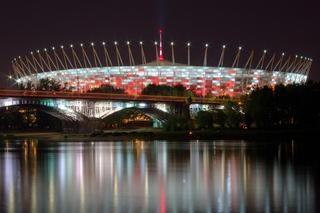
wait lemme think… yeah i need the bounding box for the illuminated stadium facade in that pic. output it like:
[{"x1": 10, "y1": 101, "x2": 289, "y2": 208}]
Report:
[{"x1": 11, "y1": 31, "x2": 311, "y2": 97}]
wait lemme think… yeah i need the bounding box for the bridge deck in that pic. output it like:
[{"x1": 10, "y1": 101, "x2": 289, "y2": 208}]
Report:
[{"x1": 0, "y1": 90, "x2": 237, "y2": 104}]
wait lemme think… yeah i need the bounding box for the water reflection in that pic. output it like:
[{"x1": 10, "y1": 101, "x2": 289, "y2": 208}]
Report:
[{"x1": 0, "y1": 140, "x2": 316, "y2": 212}]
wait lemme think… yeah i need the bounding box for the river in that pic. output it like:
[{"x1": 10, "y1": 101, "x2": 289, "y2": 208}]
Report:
[{"x1": 0, "y1": 139, "x2": 318, "y2": 212}]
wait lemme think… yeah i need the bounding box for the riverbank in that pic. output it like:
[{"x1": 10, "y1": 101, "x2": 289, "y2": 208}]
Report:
[{"x1": 0, "y1": 128, "x2": 318, "y2": 142}]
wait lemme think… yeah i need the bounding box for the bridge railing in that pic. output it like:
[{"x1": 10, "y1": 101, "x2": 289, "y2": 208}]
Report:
[{"x1": 0, "y1": 90, "x2": 238, "y2": 104}]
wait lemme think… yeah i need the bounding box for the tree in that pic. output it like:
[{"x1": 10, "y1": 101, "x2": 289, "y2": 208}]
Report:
[
  {"x1": 17, "y1": 81, "x2": 33, "y2": 90},
  {"x1": 212, "y1": 110, "x2": 227, "y2": 128},
  {"x1": 164, "y1": 115, "x2": 190, "y2": 131},
  {"x1": 88, "y1": 84, "x2": 125, "y2": 94},
  {"x1": 38, "y1": 78, "x2": 61, "y2": 91},
  {"x1": 141, "y1": 84, "x2": 188, "y2": 96},
  {"x1": 243, "y1": 82, "x2": 320, "y2": 129},
  {"x1": 195, "y1": 111, "x2": 213, "y2": 129},
  {"x1": 243, "y1": 86, "x2": 275, "y2": 128},
  {"x1": 223, "y1": 100, "x2": 243, "y2": 128}
]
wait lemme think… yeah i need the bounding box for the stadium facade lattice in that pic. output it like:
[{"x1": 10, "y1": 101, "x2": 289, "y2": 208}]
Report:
[{"x1": 11, "y1": 31, "x2": 311, "y2": 97}]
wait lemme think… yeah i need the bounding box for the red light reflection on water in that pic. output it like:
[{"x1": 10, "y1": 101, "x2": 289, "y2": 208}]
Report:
[{"x1": 0, "y1": 140, "x2": 316, "y2": 212}]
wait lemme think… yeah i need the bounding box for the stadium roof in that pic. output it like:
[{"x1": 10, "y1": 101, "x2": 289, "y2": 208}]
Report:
[{"x1": 143, "y1": 60, "x2": 185, "y2": 66}]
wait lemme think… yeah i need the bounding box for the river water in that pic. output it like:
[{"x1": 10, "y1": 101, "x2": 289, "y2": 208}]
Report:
[{"x1": 0, "y1": 139, "x2": 318, "y2": 212}]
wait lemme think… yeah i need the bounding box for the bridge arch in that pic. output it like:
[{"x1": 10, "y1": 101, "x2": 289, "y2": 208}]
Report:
[
  {"x1": 0, "y1": 104, "x2": 86, "y2": 132},
  {"x1": 102, "y1": 107, "x2": 170, "y2": 129}
]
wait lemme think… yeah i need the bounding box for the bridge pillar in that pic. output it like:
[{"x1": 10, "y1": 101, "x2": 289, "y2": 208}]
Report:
[{"x1": 169, "y1": 102, "x2": 191, "y2": 119}]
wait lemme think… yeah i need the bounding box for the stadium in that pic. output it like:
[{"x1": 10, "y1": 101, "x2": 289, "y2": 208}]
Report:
[{"x1": 11, "y1": 31, "x2": 311, "y2": 97}]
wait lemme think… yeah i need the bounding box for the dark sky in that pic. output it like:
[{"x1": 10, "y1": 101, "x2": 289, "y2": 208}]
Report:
[{"x1": 0, "y1": 0, "x2": 319, "y2": 87}]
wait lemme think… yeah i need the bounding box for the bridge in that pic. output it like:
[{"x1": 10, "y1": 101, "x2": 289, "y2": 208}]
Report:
[
  {"x1": 0, "y1": 89, "x2": 238, "y2": 132},
  {"x1": 0, "y1": 90, "x2": 235, "y2": 104}
]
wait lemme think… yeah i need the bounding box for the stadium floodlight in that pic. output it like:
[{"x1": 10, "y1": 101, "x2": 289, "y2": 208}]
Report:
[
  {"x1": 139, "y1": 41, "x2": 143, "y2": 45},
  {"x1": 70, "y1": 44, "x2": 73, "y2": 48},
  {"x1": 154, "y1": 41, "x2": 158, "y2": 45},
  {"x1": 52, "y1": 47, "x2": 55, "y2": 50},
  {"x1": 114, "y1": 41, "x2": 118, "y2": 45},
  {"x1": 222, "y1": 45, "x2": 226, "y2": 49},
  {"x1": 238, "y1": 46, "x2": 242, "y2": 50},
  {"x1": 263, "y1": 49, "x2": 267, "y2": 53},
  {"x1": 30, "y1": 51, "x2": 33, "y2": 55},
  {"x1": 282, "y1": 52, "x2": 285, "y2": 56},
  {"x1": 102, "y1": 42, "x2": 106, "y2": 46},
  {"x1": 44, "y1": 48, "x2": 47, "y2": 52},
  {"x1": 171, "y1": 42, "x2": 174, "y2": 46},
  {"x1": 126, "y1": 41, "x2": 130, "y2": 45},
  {"x1": 91, "y1": 42, "x2": 94, "y2": 46},
  {"x1": 37, "y1": 50, "x2": 40, "y2": 53},
  {"x1": 187, "y1": 42, "x2": 191, "y2": 47},
  {"x1": 205, "y1": 43, "x2": 209, "y2": 47},
  {"x1": 80, "y1": 43, "x2": 83, "y2": 47}
]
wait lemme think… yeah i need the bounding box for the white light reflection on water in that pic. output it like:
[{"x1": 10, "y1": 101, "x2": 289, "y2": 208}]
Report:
[{"x1": 0, "y1": 140, "x2": 316, "y2": 212}]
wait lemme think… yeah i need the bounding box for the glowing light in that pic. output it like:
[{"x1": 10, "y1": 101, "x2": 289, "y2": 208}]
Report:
[
  {"x1": 44, "y1": 48, "x2": 47, "y2": 52},
  {"x1": 102, "y1": 42, "x2": 106, "y2": 45},
  {"x1": 263, "y1": 49, "x2": 267, "y2": 53},
  {"x1": 91, "y1": 42, "x2": 94, "y2": 46},
  {"x1": 37, "y1": 50, "x2": 40, "y2": 53},
  {"x1": 12, "y1": 41, "x2": 308, "y2": 98},
  {"x1": 158, "y1": 29, "x2": 164, "y2": 61},
  {"x1": 52, "y1": 47, "x2": 55, "y2": 50},
  {"x1": 61, "y1": 45, "x2": 64, "y2": 49},
  {"x1": 223, "y1": 45, "x2": 226, "y2": 49}
]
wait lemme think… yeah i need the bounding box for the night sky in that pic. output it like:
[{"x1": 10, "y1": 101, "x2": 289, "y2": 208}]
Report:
[{"x1": 0, "y1": 0, "x2": 319, "y2": 87}]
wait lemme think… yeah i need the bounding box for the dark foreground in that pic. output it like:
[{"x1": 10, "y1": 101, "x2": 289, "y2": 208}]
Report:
[
  {"x1": 1, "y1": 128, "x2": 319, "y2": 142},
  {"x1": 0, "y1": 139, "x2": 319, "y2": 212}
]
